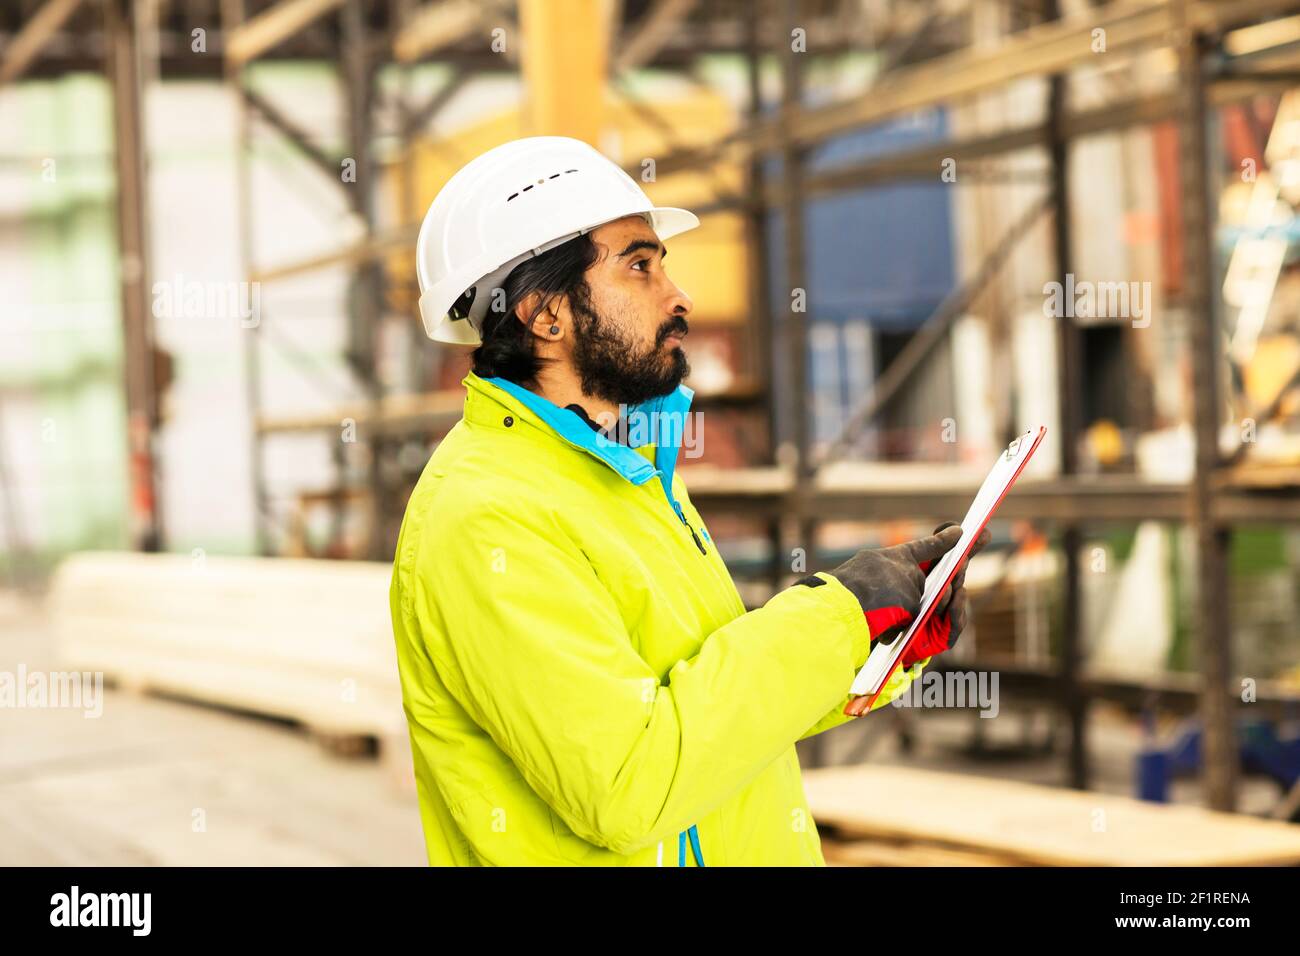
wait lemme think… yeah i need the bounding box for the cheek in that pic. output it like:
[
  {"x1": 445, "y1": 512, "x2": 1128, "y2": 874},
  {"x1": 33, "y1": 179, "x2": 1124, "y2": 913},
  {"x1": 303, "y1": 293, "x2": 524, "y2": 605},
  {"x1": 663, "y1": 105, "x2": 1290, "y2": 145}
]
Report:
[{"x1": 597, "y1": 284, "x2": 661, "y2": 347}]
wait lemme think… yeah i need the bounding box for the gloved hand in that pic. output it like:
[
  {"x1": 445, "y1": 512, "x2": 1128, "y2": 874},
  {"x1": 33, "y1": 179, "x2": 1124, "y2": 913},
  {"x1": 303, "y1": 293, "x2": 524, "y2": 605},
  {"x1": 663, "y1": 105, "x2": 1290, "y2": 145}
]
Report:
[
  {"x1": 825, "y1": 526, "x2": 963, "y2": 649},
  {"x1": 899, "y1": 521, "x2": 991, "y2": 668}
]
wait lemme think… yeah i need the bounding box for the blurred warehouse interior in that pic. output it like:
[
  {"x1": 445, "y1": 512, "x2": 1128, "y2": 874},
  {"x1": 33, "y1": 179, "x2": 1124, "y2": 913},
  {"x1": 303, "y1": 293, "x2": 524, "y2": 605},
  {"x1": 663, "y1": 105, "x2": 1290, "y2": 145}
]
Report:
[{"x1": 3, "y1": 0, "x2": 1300, "y2": 864}]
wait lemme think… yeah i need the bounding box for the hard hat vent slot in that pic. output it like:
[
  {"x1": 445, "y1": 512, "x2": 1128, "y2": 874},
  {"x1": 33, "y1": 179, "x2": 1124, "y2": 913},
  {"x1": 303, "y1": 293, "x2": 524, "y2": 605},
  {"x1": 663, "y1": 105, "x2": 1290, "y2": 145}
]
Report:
[{"x1": 505, "y1": 168, "x2": 581, "y2": 202}]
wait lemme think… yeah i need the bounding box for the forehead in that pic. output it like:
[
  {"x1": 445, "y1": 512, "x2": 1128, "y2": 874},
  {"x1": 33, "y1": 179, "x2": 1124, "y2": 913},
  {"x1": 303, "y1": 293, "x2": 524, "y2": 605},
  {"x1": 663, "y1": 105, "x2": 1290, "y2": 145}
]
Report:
[{"x1": 589, "y1": 214, "x2": 658, "y2": 252}]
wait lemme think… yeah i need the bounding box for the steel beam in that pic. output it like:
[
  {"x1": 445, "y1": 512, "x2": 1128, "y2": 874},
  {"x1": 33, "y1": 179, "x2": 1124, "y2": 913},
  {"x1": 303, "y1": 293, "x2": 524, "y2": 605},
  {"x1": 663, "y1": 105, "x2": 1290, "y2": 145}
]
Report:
[
  {"x1": 221, "y1": 0, "x2": 270, "y2": 555},
  {"x1": 651, "y1": 0, "x2": 1300, "y2": 177},
  {"x1": 519, "y1": 0, "x2": 608, "y2": 144},
  {"x1": 393, "y1": 0, "x2": 497, "y2": 63},
  {"x1": 1178, "y1": 15, "x2": 1238, "y2": 812},
  {"x1": 225, "y1": 0, "x2": 346, "y2": 67},
  {"x1": 240, "y1": 83, "x2": 344, "y2": 190},
  {"x1": 612, "y1": 0, "x2": 697, "y2": 74},
  {"x1": 105, "y1": 0, "x2": 163, "y2": 551},
  {"x1": 0, "y1": 0, "x2": 84, "y2": 85},
  {"x1": 399, "y1": 68, "x2": 468, "y2": 139},
  {"x1": 779, "y1": 0, "x2": 823, "y2": 766},
  {"x1": 1047, "y1": 32, "x2": 1090, "y2": 791},
  {"x1": 251, "y1": 78, "x2": 1294, "y2": 286}
]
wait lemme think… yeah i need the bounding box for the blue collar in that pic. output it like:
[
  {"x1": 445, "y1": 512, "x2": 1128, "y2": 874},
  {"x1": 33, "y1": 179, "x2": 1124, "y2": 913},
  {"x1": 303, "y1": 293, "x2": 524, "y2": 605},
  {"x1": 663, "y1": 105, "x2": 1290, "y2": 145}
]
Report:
[{"x1": 481, "y1": 376, "x2": 694, "y2": 501}]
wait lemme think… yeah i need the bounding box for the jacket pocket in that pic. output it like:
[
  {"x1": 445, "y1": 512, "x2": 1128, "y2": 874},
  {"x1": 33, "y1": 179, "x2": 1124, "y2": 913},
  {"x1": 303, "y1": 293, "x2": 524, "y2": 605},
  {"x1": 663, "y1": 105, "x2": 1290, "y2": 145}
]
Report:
[{"x1": 548, "y1": 806, "x2": 612, "y2": 865}]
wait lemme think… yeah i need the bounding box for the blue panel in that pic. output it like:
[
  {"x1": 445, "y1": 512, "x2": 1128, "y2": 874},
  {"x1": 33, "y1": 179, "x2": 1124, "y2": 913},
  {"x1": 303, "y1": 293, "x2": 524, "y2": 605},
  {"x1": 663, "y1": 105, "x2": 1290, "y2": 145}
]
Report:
[
  {"x1": 764, "y1": 107, "x2": 956, "y2": 332},
  {"x1": 761, "y1": 108, "x2": 958, "y2": 450}
]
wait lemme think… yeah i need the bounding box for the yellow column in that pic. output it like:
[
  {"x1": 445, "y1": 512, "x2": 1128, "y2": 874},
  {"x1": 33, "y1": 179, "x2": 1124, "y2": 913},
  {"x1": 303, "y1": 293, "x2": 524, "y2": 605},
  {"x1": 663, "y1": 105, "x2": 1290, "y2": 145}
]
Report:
[{"x1": 519, "y1": 0, "x2": 610, "y2": 145}]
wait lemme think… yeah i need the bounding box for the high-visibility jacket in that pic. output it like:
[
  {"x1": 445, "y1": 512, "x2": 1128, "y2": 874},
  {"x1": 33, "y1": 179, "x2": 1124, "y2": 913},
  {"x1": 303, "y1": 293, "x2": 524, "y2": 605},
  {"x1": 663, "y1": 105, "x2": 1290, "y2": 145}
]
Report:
[{"x1": 389, "y1": 371, "x2": 927, "y2": 865}]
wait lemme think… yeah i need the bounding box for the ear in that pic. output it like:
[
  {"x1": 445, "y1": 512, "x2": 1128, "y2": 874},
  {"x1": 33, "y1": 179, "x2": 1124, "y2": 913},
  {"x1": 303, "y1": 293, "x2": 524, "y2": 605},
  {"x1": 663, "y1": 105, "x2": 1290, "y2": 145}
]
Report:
[{"x1": 515, "y1": 291, "x2": 567, "y2": 343}]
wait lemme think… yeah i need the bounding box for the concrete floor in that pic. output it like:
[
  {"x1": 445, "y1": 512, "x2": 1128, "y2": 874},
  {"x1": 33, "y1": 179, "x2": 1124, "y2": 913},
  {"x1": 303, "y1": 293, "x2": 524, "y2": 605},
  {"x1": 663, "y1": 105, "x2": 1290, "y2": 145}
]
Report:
[
  {"x1": 1, "y1": 592, "x2": 1286, "y2": 865},
  {"x1": 0, "y1": 594, "x2": 426, "y2": 866}
]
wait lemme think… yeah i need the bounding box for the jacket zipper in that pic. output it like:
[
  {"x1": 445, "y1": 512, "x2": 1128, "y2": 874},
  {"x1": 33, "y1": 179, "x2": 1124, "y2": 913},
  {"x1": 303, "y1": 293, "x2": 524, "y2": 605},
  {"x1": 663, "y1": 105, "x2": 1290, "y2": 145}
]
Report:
[
  {"x1": 671, "y1": 499, "x2": 708, "y2": 555},
  {"x1": 644, "y1": 469, "x2": 741, "y2": 606},
  {"x1": 656, "y1": 478, "x2": 711, "y2": 866}
]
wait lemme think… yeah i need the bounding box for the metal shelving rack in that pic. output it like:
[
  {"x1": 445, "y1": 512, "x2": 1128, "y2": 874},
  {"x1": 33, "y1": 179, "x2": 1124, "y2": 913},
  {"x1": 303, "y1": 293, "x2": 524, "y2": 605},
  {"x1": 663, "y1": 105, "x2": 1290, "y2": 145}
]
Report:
[
  {"x1": 9, "y1": 0, "x2": 1300, "y2": 811},
  {"x1": 671, "y1": 0, "x2": 1300, "y2": 807}
]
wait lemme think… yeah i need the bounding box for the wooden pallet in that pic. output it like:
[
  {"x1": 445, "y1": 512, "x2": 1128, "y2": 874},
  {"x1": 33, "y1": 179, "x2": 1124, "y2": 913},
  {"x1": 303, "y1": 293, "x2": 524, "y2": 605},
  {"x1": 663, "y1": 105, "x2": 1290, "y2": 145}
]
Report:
[
  {"x1": 48, "y1": 552, "x2": 407, "y2": 751},
  {"x1": 804, "y1": 764, "x2": 1300, "y2": 866},
  {"x1": 821, "y1": 836, "x2": 1016, "y2": 867}
]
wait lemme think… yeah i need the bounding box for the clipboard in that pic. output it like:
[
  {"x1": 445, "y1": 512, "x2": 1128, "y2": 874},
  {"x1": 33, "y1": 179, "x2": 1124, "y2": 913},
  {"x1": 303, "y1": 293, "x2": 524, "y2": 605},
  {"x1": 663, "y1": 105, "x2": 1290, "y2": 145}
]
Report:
[{"x1": 844, "y1": 425, "x2": 1047, "y2": 717}]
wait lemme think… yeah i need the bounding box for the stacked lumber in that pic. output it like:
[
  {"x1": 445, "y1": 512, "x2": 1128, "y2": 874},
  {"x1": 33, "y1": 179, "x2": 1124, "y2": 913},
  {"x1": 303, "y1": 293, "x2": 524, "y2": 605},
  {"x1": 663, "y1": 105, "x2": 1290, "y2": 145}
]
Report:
[
  {"x1": 805, "y1": 764, "x2": 1300, "y2": 866},
  {"x1": 48, "y1": 552, "x2": 405, "y2": 741},
  {"x1": 821, "y1": 837, "x2": 1014, "y2": 867}
]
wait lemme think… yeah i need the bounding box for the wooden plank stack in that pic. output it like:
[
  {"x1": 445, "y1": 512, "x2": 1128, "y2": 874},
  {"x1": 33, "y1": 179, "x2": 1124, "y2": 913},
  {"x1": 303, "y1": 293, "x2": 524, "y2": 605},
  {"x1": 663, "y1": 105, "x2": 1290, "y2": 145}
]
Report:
[
  {"x1": 48, "y1": 551, "x2": 406, "y2": 744},
  {"x1": 805, "y1": 764, "x2": 1300, "y2": 866}
]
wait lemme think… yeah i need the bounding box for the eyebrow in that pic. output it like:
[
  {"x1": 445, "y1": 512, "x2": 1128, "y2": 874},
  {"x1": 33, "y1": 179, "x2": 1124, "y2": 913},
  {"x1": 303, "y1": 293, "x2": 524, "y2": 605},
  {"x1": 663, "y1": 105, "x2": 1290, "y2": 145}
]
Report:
[{"x1": 614, "y1": 239, "x2": 666, "y2": 260}]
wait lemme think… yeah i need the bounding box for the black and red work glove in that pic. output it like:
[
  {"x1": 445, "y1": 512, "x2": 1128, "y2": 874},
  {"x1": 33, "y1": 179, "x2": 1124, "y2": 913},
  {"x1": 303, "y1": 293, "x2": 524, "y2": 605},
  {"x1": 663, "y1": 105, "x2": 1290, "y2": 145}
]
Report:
[
  {"x1": 898, "y1": 521, "x2": 991, "y2": 668},
  {"x1": 822, "y1": 526, "x2": 963, "y2": 648}
]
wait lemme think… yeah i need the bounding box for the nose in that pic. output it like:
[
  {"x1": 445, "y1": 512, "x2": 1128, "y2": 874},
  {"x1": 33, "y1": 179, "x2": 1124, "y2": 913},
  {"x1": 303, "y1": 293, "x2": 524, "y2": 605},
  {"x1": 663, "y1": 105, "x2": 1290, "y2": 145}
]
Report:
[{"x1": 667, "y1": 283, "x2": 693, "y2": 317}]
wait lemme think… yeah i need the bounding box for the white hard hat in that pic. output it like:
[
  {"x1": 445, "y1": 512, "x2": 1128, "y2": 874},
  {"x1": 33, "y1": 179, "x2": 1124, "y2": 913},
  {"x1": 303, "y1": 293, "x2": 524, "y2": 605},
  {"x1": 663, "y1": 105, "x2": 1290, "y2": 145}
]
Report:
[{"x1": 415, "y1": 136, "x2": 699, "y2": 345}]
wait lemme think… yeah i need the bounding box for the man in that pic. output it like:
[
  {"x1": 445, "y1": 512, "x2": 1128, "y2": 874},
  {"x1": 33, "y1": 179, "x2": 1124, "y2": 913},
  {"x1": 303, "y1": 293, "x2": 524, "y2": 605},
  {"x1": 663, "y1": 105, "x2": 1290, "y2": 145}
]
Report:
[{"x1": 390, "y1": 136, "x2": 984, "y2": 866}]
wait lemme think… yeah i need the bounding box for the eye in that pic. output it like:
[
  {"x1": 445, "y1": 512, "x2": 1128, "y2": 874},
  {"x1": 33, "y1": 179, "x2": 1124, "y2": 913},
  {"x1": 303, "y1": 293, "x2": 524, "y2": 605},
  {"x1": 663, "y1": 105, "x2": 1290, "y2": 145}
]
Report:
[{"x1": 631, "y1": 258, "x2": 651, "y2": 272}]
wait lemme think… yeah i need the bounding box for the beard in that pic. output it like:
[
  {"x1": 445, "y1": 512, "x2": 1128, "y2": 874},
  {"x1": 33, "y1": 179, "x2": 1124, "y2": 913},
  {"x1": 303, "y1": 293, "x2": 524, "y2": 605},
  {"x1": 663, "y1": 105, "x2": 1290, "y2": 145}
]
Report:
[{"x1": 569, "y1": 293, "x2": 690, "y2": 406}]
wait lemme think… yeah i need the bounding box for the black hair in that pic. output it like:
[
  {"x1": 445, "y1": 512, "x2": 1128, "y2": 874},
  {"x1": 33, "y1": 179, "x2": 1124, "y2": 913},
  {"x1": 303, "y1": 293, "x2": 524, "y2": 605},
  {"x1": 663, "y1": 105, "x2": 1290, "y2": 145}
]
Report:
[{"x1": 470, "y1": 233, "x2": 601, "y2": 385}]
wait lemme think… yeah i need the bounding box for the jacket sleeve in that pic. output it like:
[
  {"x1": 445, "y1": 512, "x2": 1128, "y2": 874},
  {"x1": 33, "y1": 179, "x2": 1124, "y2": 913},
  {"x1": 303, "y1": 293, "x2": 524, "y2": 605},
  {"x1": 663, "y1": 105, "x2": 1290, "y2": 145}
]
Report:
[
  {"x1": 798, "y1": 653, "x2": 930, "y2": 740},
  {"x1": 411, "y1": 499, "x2": 876, "y2": 856}
]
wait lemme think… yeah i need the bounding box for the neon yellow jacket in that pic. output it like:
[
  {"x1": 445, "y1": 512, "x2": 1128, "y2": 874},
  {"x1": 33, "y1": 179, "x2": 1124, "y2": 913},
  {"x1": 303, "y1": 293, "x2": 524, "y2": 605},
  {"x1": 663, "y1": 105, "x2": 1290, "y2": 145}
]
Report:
[{"x1": 389, "y1": 372, "x2": 927, "y2": 865}]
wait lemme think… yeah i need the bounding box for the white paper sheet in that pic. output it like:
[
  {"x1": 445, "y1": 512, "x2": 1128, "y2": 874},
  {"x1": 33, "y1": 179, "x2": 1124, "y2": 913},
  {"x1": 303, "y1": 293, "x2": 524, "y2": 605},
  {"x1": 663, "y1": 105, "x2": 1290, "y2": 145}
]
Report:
[{"x1": 848, "y1": 425, "x2": 1047, "y2": 698}]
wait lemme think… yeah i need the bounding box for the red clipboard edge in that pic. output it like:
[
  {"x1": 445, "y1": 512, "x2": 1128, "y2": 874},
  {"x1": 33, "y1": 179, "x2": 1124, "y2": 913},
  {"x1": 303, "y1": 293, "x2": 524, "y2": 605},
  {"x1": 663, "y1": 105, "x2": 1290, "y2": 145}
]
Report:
[{"x1": 843, "y1": 426, "x2": 1047, "y2": 717}]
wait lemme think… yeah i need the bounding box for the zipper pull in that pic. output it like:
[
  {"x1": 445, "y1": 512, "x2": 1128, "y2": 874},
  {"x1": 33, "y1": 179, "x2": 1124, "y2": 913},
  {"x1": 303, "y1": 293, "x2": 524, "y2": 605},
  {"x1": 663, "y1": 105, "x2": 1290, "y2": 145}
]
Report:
[{"x1": 672, "y1": 502, "x2": 708, "y2": 555}]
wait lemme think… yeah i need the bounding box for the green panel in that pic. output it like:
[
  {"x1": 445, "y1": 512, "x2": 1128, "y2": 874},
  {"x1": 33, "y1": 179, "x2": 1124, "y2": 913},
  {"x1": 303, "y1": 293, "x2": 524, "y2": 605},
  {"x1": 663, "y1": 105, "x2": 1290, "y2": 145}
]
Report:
[
  {"x1": 1230, "y1": 527, "x2": 1287, "y2": 575},
  {"x1": 3, "y1": 74, "x2": 127, "y2": 562}
]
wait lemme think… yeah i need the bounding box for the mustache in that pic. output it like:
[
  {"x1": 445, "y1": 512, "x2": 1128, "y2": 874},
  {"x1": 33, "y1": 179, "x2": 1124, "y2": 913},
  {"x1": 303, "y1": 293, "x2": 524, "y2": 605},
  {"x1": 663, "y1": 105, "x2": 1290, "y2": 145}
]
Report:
[{"x1": 655, "y1": 316, "x2": 689, "y2": 345}]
